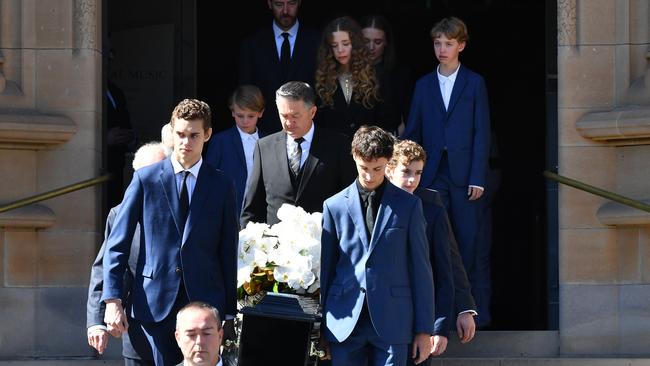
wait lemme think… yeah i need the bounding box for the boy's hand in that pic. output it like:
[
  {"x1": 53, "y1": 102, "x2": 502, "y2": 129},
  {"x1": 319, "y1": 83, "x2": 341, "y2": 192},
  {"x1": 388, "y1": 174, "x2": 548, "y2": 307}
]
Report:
[
  {"x1": 431, "y1": 335, "x2": 448, "y2": 356},
  {"x1": 456, "y1": 312, "x2": 476, "y2": 343},
  {"x1": 467, "y1": 186, "x2": 483, "y2": 200},
  {"x1": 411, "y1": 333, "x2": 432, "y2": 364}
]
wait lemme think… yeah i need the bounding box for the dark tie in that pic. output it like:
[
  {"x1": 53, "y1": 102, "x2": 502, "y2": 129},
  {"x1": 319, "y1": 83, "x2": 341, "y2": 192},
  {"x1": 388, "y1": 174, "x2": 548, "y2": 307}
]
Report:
[
  {"x1": 289, "y1": 137, "x2": 304, "y2": 177},
  {"x1": 281, "y1": 32, "x2": 291, "y2": 77},
  {"x1": 365, "y1": 191, "x2": 375, "y2": 238},
  {"x1": 179, "y1": 171, "x2": 190, "y2": 230}
]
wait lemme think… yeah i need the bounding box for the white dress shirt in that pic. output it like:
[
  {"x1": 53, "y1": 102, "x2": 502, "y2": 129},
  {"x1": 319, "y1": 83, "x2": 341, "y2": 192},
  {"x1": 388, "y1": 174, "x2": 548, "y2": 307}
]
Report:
[
  {"x1": 272, "y1": 20, "x2": 299, "y2": 59},
  {"x1": 237, "y1": 126, "x2": 259, "y2": 197},
  {"x1": 436, "y1": 64, "x2": 460, "y2": 111},
  {"x1": 171, "y1": 157, "x2": 203, "y2": 203},
  {"x1": 285, "y1": 122, "x2": 314, "y2": 169},
  {"x1": 181, "y1": 358, "x2": 222, "y2": 366}
]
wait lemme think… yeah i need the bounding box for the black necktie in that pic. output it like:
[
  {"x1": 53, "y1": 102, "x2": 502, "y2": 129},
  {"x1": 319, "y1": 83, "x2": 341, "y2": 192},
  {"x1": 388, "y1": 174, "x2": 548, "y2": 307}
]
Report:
[
  {"x1": 281, "y1": 32, "x2": 291, "y2": 77},
  {"x1": 365, "y1": 191, "x2": 375, "y2": 238},
  {"x1": 179, "y1": 171, "x2": 190, "y2": 229},
  {"x1": 289, "y1": 137, "x2": 304, "y2": 177}
]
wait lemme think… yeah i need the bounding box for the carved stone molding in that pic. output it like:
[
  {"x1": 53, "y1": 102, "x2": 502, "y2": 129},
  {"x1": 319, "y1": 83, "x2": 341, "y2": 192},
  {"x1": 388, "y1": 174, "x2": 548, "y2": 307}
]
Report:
[
  {"x1": 0, "y1": 112, "x2": 77, "y2": 150},
  {"x1": 558, "y1": 0, "x2": 577, "y2": 46},
  {"x1": 597, "y1": 200, "x2": 650, "y2": 226},
  {"x1": 576, "y1": 106, "x2": 650, "y2": 145},
  {"x1": 0, "y1": 204, "x2": 55, "y2": 229}
]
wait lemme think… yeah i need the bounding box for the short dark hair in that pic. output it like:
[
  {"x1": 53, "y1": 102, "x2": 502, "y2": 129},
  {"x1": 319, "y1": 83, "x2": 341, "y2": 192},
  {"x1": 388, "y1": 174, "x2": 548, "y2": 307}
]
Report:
[
  {"x1": 171, "y1": 99, "x2": 212, "y2": 131},
  {"x1": 351, "y1": 125, "x2": 395, "y2": 161},
  {"x1": 276, "y1": 81, "x2": 316, "y2": 108},
  {"x1": 176, "y1": 301, "x2": 222, "y2": 330}
]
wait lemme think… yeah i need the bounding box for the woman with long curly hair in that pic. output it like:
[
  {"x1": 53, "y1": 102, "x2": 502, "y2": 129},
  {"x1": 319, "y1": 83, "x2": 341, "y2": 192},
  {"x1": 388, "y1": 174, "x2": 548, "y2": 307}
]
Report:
[{"x1": 314, "y1": 16, "x2": 387, "y2": 137}]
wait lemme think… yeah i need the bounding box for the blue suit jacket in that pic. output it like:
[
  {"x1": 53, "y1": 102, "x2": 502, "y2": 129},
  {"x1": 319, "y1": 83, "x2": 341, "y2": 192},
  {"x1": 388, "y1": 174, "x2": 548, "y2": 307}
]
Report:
[
  {"x1": 101, "y1": 158, "x2": 239, "y2": 322},
  {"x1": 205, "y1": 126, "x2": 263, "y2": 214},
  {"x1": 320, "y1": 181, "x2": 435, "y2": 344},
  {"x1": 404, "y1": 65, "x2": 490, "y2": 188}
]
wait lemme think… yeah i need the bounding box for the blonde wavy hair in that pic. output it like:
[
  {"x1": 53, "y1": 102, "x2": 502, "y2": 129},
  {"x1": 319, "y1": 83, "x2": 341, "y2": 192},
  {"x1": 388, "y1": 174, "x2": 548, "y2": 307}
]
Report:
[{"x1": 315, "y1": 16, "x2": 379, "y2": 109}]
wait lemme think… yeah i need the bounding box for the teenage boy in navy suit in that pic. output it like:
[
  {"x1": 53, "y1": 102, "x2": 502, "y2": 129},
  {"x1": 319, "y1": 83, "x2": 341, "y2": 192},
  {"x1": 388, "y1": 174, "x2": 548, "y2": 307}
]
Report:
[
  {"x1": 102, "y1": 99, "x2": 238, "y2": 365},
  {"x1": 403, "y1": 16, "x2": 491, "y2": 327},
  {"x1": 320, "y1": 126, "x2": 434, "y2": 366}
]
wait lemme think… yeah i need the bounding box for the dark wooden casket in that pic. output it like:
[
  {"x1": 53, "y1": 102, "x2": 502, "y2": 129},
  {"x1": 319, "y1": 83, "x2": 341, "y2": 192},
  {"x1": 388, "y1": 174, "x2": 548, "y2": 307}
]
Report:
[{"x1": 237, "y1": 292, "x2": 322, "y2": 366}]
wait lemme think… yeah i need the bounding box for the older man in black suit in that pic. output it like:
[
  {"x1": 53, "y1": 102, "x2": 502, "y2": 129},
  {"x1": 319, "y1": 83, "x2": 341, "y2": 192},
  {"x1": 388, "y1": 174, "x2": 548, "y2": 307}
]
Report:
[
  {"x1": 241, "y1": 81, "x2": 355, "y2": 226},
  {"x1": 239, "y1": 0, "x2": 320, "y2": 135}
]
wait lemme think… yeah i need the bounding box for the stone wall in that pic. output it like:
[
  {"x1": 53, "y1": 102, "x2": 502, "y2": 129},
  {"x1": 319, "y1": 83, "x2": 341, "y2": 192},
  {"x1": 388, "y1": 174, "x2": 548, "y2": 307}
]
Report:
[
  {"x1": 558, "y1": 0, "x2": 650, "y2": 356},
  {"x1": 0, "y1": 0, "x2": 102, "y2": 358}
]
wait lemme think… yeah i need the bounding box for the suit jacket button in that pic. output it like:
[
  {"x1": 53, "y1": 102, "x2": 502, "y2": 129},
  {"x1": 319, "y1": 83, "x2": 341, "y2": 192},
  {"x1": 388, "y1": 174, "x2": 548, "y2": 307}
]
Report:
[
  {"x1": 360, "y1": 287, "x2": 366, "y2": 293},
  {"x1": 175, "y1": 267, "x2": 182, "y2": 273}
]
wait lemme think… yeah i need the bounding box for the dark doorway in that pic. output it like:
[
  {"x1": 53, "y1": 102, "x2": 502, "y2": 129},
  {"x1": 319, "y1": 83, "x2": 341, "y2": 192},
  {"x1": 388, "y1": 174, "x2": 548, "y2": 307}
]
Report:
[{"x1": 106, "y1": 0, "x2": 552, "y2": 330}]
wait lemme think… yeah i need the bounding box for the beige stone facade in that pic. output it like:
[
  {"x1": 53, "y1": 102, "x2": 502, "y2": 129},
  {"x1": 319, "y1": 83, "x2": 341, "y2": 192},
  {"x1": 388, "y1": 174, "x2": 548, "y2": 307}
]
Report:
[
  {"x1": 0, "y1": 0, "x2": 649, "y2": 363},
  {"x1": 559, "y1": 0, "x2": 650, "y2": 356},
  {"x1": 0, "y1": 0, "x2": 101, "y2": 358}
]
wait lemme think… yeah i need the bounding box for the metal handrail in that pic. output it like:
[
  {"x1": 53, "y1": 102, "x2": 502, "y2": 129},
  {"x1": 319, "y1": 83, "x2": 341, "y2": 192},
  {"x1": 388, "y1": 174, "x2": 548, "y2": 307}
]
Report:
[
  {"x1": 0, "y1": 174, "x2": 111, "y2": 214},
  {"x1": 544, "y1": 170, "x2": 650, "y2": 213}
]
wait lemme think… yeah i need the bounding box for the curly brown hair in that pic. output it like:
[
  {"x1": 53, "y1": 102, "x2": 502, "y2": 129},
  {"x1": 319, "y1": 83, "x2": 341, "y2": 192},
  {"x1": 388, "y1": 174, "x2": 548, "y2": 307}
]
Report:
[
  {"x1": 170, "y1": 99, "x2": 212, "y2": 131},
  {"x1": 315, "y1": 16, "x2": 379, "y2": 109}
]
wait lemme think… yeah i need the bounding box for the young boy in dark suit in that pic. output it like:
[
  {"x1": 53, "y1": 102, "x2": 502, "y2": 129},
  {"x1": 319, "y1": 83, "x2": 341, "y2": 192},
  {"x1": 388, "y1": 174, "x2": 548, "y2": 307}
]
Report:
[{"x1": 403, "y1": 16, "x2": 491, "y2": 327}]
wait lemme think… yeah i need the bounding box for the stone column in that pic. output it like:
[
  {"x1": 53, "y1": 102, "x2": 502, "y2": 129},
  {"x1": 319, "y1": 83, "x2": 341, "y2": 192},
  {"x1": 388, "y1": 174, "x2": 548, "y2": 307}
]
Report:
[
  {"x1": 558, "y1": 0, "x2": 650, "y2": 356},
  {"x1": 0, "y1": 0, "x2": 102, "y2": 358}
]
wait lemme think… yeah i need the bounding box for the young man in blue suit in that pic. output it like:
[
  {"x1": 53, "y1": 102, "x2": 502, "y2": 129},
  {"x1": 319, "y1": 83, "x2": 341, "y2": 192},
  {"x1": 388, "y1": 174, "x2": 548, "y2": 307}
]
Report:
[
  {"x1": 102, "y1": 99, "x2": 239, "y2": 366},
  {"x1": 403, "y1": 17, "x2": 491, "y2": 327},
  {"x1": 205, "y1": 85, "x2": 265, "y2": 214},
  {"x1": 320, "y1": 126, "x2": 434, "y2": 366}
]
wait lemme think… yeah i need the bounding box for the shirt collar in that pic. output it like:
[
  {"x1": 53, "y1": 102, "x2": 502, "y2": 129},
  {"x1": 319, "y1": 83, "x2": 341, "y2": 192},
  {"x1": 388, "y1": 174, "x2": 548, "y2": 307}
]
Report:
[
  {"x1": 236, "y1": 126, "x2": 259, "y2": 140},
  {"x1": 273, "y1": 19, "x2": 299, "y2": 40},
  {"x1": 302, "y1": 122, "x2": 315, "y2": 144},
  {"x1": 437, "y1": 63, "x2": 461, "y2": 84},
  {"x1": 171, "y1": 156, "x2": 203, "y2": 177}
]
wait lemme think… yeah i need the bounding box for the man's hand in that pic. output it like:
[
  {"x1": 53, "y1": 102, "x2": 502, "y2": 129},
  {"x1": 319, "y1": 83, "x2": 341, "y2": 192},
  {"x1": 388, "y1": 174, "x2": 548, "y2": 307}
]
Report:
[
  {"x1": 431, "y1": 335, "x2": 448, "y2": 356},
  {"x1": 87, "y1": 328, "x2": 109, "y2": 354},
  {"x1": 223, "y1": 319, "x2": 236, "y2": 343},
  {"x1": 456, "y1": 312, "x2": 476, "y2": 343},
  {"x1": 104, "y1": 300, "x2": 129, "y2": 336},
  {"x1": 467, "y1": 186, "x2": 484, "y2": 201},
  {"x1": 411, "y1": 333, "x2": 432, "y2": 364}
]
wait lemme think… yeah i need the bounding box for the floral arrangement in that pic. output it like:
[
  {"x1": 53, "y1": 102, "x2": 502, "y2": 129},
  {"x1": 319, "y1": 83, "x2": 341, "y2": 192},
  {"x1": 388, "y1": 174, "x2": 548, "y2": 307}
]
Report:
[{"x1": 237, "y1": 204, "x2": 322, "y2": 299}]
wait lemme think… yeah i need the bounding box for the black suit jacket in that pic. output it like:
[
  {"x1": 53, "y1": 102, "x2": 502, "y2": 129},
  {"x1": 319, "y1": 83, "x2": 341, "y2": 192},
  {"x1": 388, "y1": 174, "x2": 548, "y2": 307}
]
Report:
[
  {"x1": 315, "y1": 80, "x2": 387, "y2": 138},
  {"x1": 415, "y1": 187, "x2": 476, "y2": 317},
  {"x1": 239, "y1": 24, "x2": 320, "y2": 135},
  {"x1": 86, "y1": 205, "x2": 152, "y2": 360},
  {"x1": 241, "y1": 125, "x2": 355, "y2": 226}
]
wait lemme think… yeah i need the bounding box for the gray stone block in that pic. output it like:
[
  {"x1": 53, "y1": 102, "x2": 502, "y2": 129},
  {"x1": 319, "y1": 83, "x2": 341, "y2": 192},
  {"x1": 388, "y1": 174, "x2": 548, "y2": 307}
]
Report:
[
  {"x1": 442, "y1": 331, "x2": 559, "y2": 358},
  {"x1": 0, "y1": 288, "x2": 37, "y2": 358},
  {"x1": 619, "y1": 284, "x2": 650, "y2": 355},
  {"x1": 559, "y1": 284, "x2": 619, "y2": 355}
]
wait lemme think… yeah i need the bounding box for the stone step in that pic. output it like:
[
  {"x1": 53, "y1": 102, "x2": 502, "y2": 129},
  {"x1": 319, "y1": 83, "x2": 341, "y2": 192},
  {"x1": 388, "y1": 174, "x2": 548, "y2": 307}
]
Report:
[
  {"x1": 435, "y1": 359, "x2": 650, "y2": 366},
  {"x1": 442, "y1": 331, "x2": 559, "y2": 358}
]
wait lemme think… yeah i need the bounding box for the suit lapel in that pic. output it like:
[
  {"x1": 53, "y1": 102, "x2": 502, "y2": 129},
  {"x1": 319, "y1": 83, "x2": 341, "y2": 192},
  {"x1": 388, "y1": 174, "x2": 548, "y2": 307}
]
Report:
[
  {"x1": 428, "y1": 72, "x2": 447, "y2": 115},
  {"x1": 273, "y1": 133, "x2": 292, "y2": 183},
  {"x1": 230, "y1": 127, "x2": 247, "y2": 170},
  {"x1": 160, "y1": 159, "x2": 183, "y2": 235},
  {"x1": 346, "y1": 183, "x2": 370, "y2": 249},
  {"x1": 296, "y1": 126, "x2": 320, "y2": 200},
  {"x1": 182, "y1": 163, "x2": 210, "y2": 245},
  {"x1": 368, "y1": 183, "x2": 395, "y2": 255},
  {"x1": 445, "y1": 65, "x2": 468, "y2": 118},
  {"x1": 265, "y1": 27, "x2": 281, "y2": 70}
]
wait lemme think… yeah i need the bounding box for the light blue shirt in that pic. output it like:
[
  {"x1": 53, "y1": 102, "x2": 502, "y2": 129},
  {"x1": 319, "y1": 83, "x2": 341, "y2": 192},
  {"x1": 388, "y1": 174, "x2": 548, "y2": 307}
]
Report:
[
  {"x1": 272, "y1": 20, "x2": 299, "y2": 59},
  {"x1": 285, "y1": 122, "x2": 314, "y2": 168}
]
